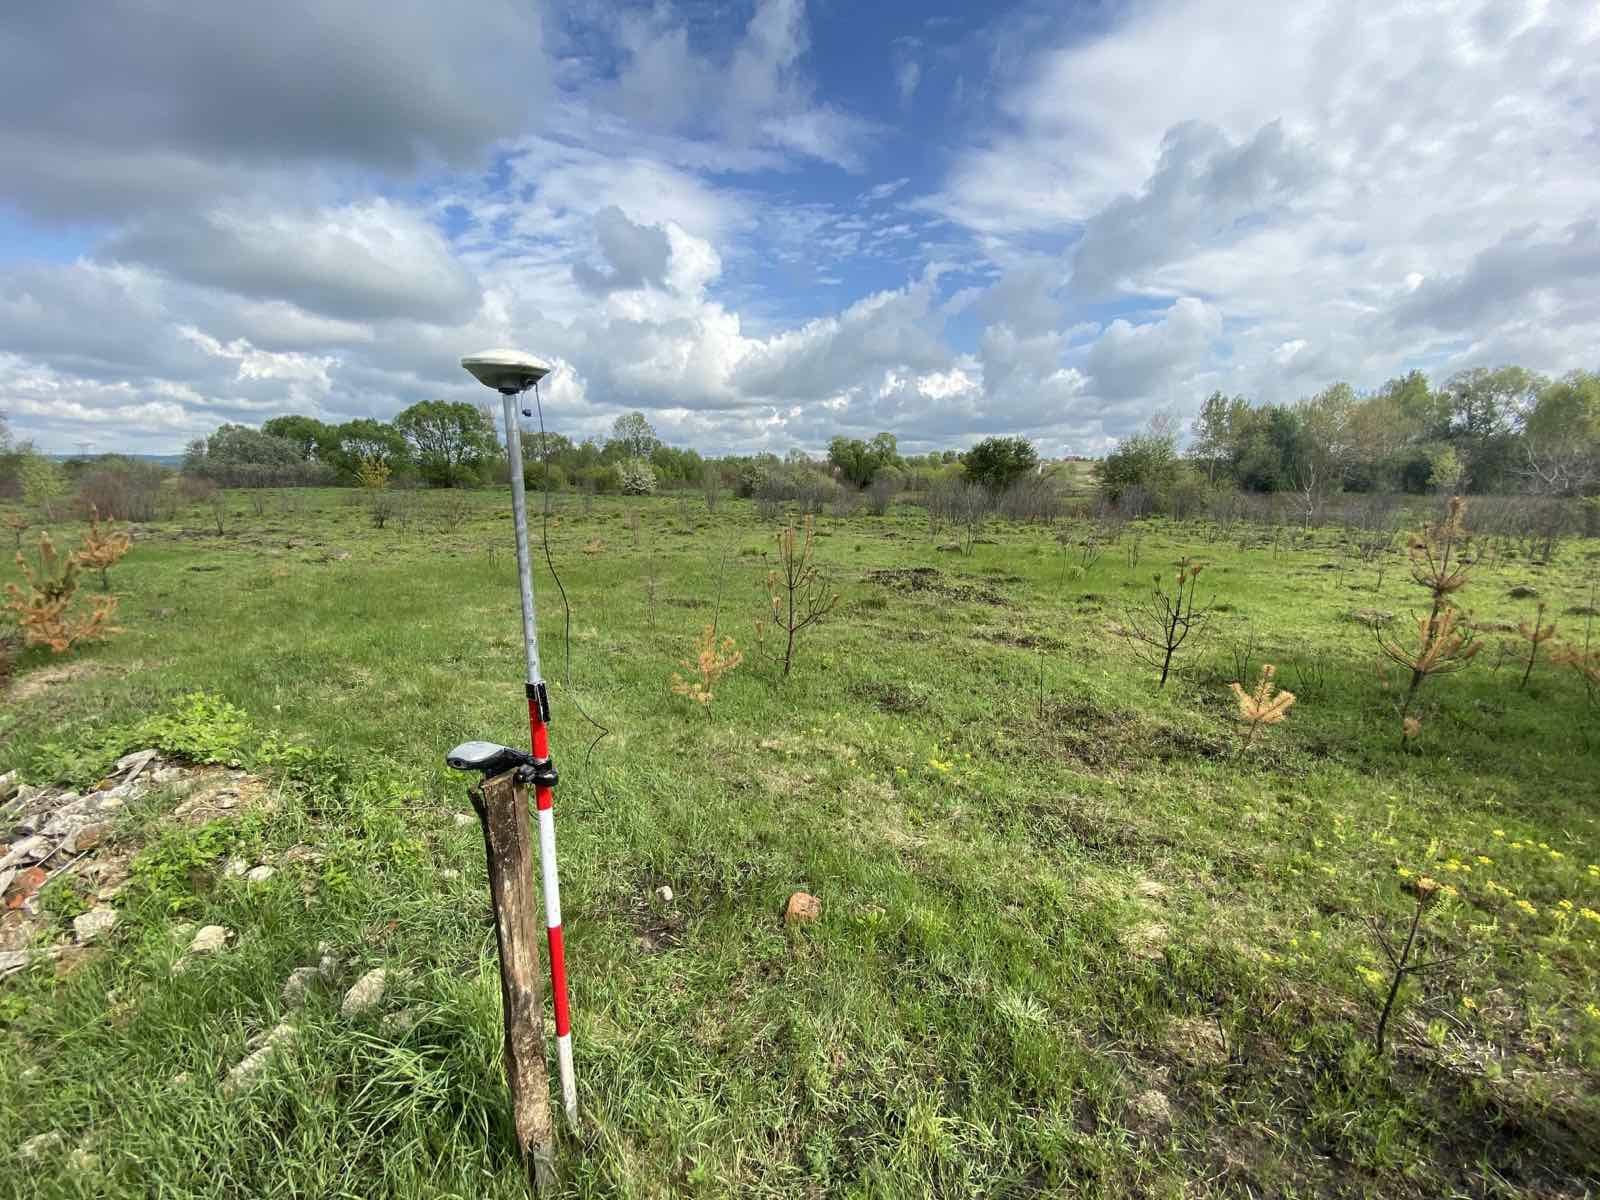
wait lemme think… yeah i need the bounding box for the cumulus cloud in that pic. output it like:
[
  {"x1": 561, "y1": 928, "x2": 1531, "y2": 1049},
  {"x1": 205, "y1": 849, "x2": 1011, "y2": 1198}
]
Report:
[
  {"x1": 572, "y1": 207, "x2": 675, "y2": 294},
  {"x1": 102, "y1": 202, "x2": 482, "y2": 323},
  {"x1": 0, "y1": 0, "x2": 546, "y2": 220}
]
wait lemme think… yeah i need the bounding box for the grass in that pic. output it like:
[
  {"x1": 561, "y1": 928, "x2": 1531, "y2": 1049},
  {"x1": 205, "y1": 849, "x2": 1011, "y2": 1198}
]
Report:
[{"x1": 2, "y1": 486, "x2": 1598, "y2": 1198}]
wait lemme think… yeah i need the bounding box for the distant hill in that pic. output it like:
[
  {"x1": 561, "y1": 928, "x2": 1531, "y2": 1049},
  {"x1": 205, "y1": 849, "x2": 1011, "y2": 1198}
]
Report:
[{"x1": 48, "y1": 452, "x2": 185, "y2": 466}]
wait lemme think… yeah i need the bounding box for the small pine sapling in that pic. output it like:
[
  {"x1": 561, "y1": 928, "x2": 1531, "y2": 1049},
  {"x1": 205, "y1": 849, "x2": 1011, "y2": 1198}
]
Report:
[
  {"x1": 3, "y1": 532, "x2": 120, "y2": 653},
  {"x1": 1377, "y1": 497, "x2": 1480, "y2": 733},
  {"x1": 72, "y1": 506, "x2": 132, "y2": 591},
  {"x1": 670, "y1": 624, "x2": 742, "y2": 711},
  {"x1": 1515, "y1": 601, "x2": 1557, "y2": 690},
  {"x1": 761, "y1": 515, "x2": 839, "y2": 678},
  {"x1": 1119, "y1": 557, "x2": 1210, "y2": 688},
  {"x1": 1229, "y1": 663, "x2": 1296, "y2": 751}
]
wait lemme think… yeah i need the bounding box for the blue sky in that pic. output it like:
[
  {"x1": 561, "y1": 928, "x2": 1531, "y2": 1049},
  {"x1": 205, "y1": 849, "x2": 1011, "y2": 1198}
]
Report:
[{"x1": 1, "y1": 0, "x2": 1596, "y2": 455}]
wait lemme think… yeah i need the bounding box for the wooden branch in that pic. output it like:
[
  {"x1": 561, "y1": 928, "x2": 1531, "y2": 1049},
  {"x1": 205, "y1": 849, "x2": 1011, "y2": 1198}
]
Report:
[{"x1": 473, "y1": 769, "x2": 556, "y2": 1192}]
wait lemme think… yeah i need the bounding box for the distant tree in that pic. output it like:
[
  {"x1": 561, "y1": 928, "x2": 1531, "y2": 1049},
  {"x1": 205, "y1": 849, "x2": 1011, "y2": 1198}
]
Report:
[
  {"x1": 200, "y1": 424, "x2": 304, "y2": 468},
  {"x1": 963, "y1": 436, "x2": 1039, "y2": 493},
  {"x1": 1095, "y1": 428, "x2": 1175, "y2": 505},
  {"x1": 827, "y1": 437, "x2": 884, "y2": 487},
  {"x1": 1440, "y1": 366, "x2": 1542, "y2": 492},
  {"x1": 394, "y1": 401, "x2": 498, "y2": 487},
  {"x1": 262, "y1": 415, "x2": 337, "y2": 462},
  {"x1": 1521, "y1": 370, "x2": 1600, "y2": 495},
  {"x1": 331, "y1": 419, "x2": 410, "y2": 478},
  {"x1": 1189, "y1": 391, "x2": 1249, "y2": 484},
  {"x1": 606, "y1": 412, "x2": 661, "y2": 462}
]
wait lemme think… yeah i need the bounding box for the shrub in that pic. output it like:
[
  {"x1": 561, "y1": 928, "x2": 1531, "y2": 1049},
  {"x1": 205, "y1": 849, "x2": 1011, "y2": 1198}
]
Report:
[
  {"x1": 72, "y1": 506, "x2": 132, "y2": 590},
  {"x1": 619, "y1": 458, "x2": 658, "y2": 496}
]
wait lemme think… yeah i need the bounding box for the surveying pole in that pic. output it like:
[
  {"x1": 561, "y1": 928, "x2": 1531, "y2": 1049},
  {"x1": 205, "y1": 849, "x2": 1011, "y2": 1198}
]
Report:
[{"x1": 458, "y1": 349, "x2": 577, "y2": 1126}]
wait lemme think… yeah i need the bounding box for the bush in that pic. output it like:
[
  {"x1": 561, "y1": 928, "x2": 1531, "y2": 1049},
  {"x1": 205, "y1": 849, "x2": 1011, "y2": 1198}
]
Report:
[
  {"x1": 577, "y1": 465, "x2": 621, "y2": 495},
  {"x1": 618, "y1": 458, "x2": 658, "y2": 495},
  {"x1": 76, "y1": 459, "x2": 171, "y2": 522}
]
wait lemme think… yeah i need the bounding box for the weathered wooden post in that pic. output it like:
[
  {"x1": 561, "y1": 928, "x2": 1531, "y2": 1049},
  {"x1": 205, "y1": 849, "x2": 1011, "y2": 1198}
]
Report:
[{"x1": 467, "y1": 764, "x2": 555, "y2": 1191}]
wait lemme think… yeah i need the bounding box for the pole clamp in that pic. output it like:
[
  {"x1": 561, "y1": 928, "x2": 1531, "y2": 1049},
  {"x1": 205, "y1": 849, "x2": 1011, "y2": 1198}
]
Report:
[{"x1": 521, "y1": 756, "x2": 559, "y2": 790}]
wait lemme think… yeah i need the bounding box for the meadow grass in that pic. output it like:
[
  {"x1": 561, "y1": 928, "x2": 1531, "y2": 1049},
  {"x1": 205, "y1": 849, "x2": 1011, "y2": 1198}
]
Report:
[{"x1": 1, "y1": 487, "x2": 1597, "y2": 1198}]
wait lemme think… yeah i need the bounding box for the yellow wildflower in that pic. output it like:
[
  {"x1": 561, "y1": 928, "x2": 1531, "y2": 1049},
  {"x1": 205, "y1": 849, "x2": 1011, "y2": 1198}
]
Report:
[
  {"x1": 1558, "y1": 899, "x2": 1574, "y2": 911},
  {"x1": 1491, "y1": 829, "x2": 1505, "y2": 838},
  {"x1": 1516, "y1": 899, "x2": 1538, "y2": 917},
  {"x1": 1476, "y1": 856, "x2": 1492, "y2": 865},
  {"x1": 1580, "y1": 908, "x2": 1600, "y2": 924},
  {"x1": 1549, "y1": 849, "x2": 1564, "y2": 860}
]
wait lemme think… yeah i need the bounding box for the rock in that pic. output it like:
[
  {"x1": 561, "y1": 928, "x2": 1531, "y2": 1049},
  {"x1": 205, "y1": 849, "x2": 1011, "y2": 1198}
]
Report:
[
  {"x1": 1348, "y1": 607, "x2": 1395, "y2": 628},
  {"x1": 0, "y1": 949, "x2": 30, "y2": 977},
  {"x1": 438, "y1": 869, "x2": 461, "y2": 881},
  {"x1": 0, "y1": 769, "x2": 17, "y2": 802},
  {"x1": 245, "y1": 865, "x2": 276, "y2": 884},
  {"x1": 19, "y1": 1131, "x2": 65, "y2": 1161},
  {"x1": 654, "y1": 885, "x2": 674, "y2": 904},
  {"x1": 64, "y1": 823, "x2": 109, "y2": 854},
  {"x1": 4, "y1": 866, "x2": 49, "y2": 909},
  {"x1": 453, "y1": 812, "x2": 476, "y2": 827},
  {"x1": 1508, "y1": 585, "x2": 1539, "y2": 599},
  {"x1": 340, "y1": 967, "x2": 389, "y2": 1017},
  {"x1": 0, "y1": 866, "x2": 15, "y2": 897},
  {"x1": 316, "y1": 941, "x2": 343, "y2": 982},
  {"x1": 73, "y1": 907, "x2": 119, "y2": 943},
  {"x1": 0, "y1": 835, "x2": 50, "y2": 869},
  {"x1": 222, "y1": 857, "x2": 248, "y2": 879},
  {"x1": 115, "y1": 749, "x2": 159, "y2": 777},
  {"x1": 222, "y1": 1021, "x2": 296, "y2": 1096},
  {"x1": 151, "y1": 766, "x2": 185, "y2": 784},
  {"x1": 190, "y1": 925, "x2": 232, "y2": 954},
  {"x1": 784, "y1": 892, "x2": 822, "y2": 925},
  {"x1": 281, "y1": 966, "x2": 321, "y2": 1008},
  {"x1": 282, "y1": 845, "x2": 323, "y2": 865},
  {"x1": 1129, "y1": 1088, "x2": 1173, "y2": 1133}
]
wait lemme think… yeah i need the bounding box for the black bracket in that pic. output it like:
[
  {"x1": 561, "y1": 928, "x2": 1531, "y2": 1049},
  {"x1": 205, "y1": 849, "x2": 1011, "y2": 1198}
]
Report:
[
  {"x1": 524, "y1": 756, "x2": 559, "y2": 790},
  {"x1": 526, "y1": 681, "x2": 552, "y2": 725}
]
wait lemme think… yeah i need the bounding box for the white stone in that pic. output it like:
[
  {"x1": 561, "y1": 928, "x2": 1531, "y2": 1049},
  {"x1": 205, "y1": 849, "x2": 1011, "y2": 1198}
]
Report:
[
  {"x1": 73, "y1": 907, "x2": 119, "y2": 942},
  {"x1": 0, "y1": 769, "x2": 17, "y2": 801},
  {"x1": 282, "y1": 966, "x2": 321, "y2": 1008},
  {"x1": 453, "y1": 812, "x2": 475, "y2": 827},
  {"x1": 0, "y1": 949, "x2": 30, "y2": 977},
  {"x1": 245, "y1": 865, "x2": 275, "y2": 884},
  {"x1": 189, "y1": 925, "x2": 232, "y2": 954},
  {"x1": 0, "y1": 835, "x2": 50, "y2": 868},
  {"x1": 116, "y1": 749, "x2": 159, "y2": 775},
  {"x1": 340, "y1": 968, "x2": 389, "y2": 1018},
  {"x1": 654, "y1": 885, "x2": 674, "y2": 903},
  {"x1": 439, "y1": 869, "x2": 461, "y2": 881},
  {"x1": 222, "y1": 1022, "x2": 295, "y2": 1096}
]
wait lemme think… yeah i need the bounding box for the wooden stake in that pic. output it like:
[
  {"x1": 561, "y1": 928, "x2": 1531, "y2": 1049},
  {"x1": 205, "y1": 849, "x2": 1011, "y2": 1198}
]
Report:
[{"x1": 472, "y1": 768, "x2": 556, "y2": 1192}]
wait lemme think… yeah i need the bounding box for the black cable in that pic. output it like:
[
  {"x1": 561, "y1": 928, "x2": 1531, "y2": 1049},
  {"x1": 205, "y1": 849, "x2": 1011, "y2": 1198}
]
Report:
[{"x1": 529, "y1": 380, "x2": 611, "y2": 809}]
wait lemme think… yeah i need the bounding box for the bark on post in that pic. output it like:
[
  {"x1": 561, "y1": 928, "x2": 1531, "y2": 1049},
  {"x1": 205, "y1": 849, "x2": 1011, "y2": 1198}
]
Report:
[{"x1": 472, "y1": 769, "x2": 556, "y2": 1191}]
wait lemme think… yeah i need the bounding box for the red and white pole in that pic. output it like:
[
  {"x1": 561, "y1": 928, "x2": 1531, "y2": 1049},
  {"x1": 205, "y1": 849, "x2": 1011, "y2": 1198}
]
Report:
[{"x1": 502, "y1": 389, "x2": 578, "y2": 1127}]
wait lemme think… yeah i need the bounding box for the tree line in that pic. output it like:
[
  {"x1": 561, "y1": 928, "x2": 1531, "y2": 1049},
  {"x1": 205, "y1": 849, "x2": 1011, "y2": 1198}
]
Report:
[{"x1": 1099, "y1": 366, "x2": 1599, "y2": 518}]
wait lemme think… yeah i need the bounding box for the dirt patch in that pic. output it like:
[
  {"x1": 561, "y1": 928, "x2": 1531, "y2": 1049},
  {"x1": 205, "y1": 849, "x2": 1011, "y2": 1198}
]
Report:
[
  {"x1": 7, "y1": 661, "x2": 107, "y2": 703},
  {"x1": 973, "y1": 627, "x2": 1065, "y2": 651},
  {"x1": 863, "y1": 566, "x2": 1009, "y2": 606}
]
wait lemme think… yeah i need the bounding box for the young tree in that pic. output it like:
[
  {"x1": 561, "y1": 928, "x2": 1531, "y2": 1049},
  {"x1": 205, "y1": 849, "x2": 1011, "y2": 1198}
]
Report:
[
  {"x1": 964, "y1": 436, "x2": 1039, "y2": 493},
  {"x1": 762, "y1": 515, "x2": 839, "y2": 678},
  {"x1": 18, "y1": 451, "x2": 68, "y2": 519},
  {"x1": 1520, "y1": 370, "x2": 1600, "y2": 496},
  {"x1": 394, "y1": 401, "x2": 498, "y2": 487},
  {"x1": 1095, "y1": 428, "x2": 1176, "y2": 505},
  {"x1": 1120, "y1": 558, "x2": 1210, "y2": 687}
]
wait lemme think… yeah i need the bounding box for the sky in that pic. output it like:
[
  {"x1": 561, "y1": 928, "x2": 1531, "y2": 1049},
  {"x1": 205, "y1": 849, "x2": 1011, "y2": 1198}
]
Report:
[{"x1": 0, "y1": 0, "x2": 1596, "y2": 457}]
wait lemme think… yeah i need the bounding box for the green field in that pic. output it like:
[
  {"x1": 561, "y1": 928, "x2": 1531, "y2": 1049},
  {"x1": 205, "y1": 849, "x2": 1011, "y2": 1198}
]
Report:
[{"x1": 2, "y1": 488, "x2": 1598, "y2": 1198}]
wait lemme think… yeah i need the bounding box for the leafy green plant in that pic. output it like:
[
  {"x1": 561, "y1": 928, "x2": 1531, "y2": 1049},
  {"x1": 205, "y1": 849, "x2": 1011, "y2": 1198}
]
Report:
[
  {"x1": 39, "y1": 874, "x2": 94, "y2": 927},
  {"x1": 127, "y1": 818, "x2": 254, "y2": 913},
  {"x1": 136, "y1": 691, "x2": 254, "y2": 765}
]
